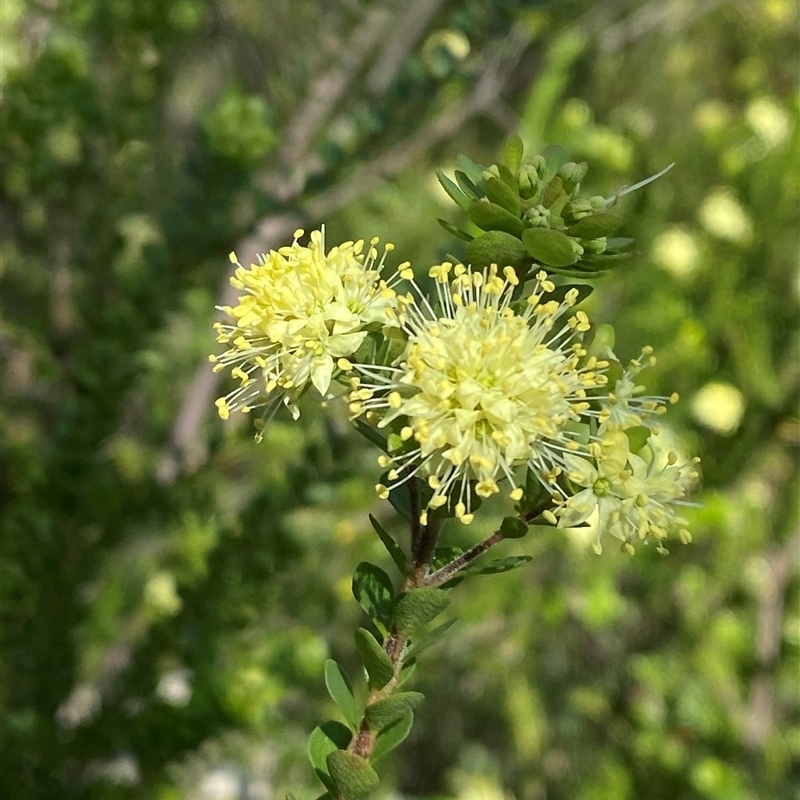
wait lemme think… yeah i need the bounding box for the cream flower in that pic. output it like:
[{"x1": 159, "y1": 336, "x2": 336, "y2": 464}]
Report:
[
  {"x1": 210, "y1": 228, "x2": 406, "y2": 425},
  {"x1": 623, "y1": 444, "x2": 700, "y2": 551},
  {"x1": 556, "y1": 431, "x2": 699, "y2": 554},
  {"x1": 349, "y1": 263, "x2": 609, "y2": 524},
  {"x1": 557, "y1": 431, "x2": 632, "y2": 538},
  {"x1": 598, "y1": 349, "x2": 679, "y2": 433}
]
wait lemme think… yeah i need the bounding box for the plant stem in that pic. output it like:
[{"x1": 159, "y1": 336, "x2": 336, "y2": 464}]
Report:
[
  {"x1": 424, "y1": 529, "x2": 504, "y2": 587},
  {"x1": 348, "y1": 480, "x2": 441, "y2": 759}
]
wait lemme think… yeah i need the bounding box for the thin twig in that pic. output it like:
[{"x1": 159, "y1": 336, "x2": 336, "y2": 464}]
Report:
[
  {"x1": 743, "y1": 528, "x2": 800, "y2": 750},
  {"x1": 599, "y1": 0, "x2": 739, "y2": 53},
  {"x1": 424, "y1": 528, "x2": 504, "y2": 587},
  {"x1": 276, "y1": 3, "x2": 394, "y2": 185},
  {"x1": 365, "y1": 0, "x2": 449, "y2": 95}
]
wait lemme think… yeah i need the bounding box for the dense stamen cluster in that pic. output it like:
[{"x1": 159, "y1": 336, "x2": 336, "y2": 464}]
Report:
[
  {"x1": 210, "y1": 228, "x2": 408, "y2": 426},
  {"x1": 347, "y1": 263, "x2": 610, "y2": 523}
]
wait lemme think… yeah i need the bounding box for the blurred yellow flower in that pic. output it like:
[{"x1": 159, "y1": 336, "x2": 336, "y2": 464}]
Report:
[
  {"x1": 691, "y1": 381, "x2": 746, "y2": 434},
  {"x1": 698, "y1": 188, "x2": 753, "y2": 245},
  {"x1": 651, "y1": 226, "x2": 701, "y2": 280},
  {"x1": 746, "y1": 96, "x2": 792, "y2": 149}
]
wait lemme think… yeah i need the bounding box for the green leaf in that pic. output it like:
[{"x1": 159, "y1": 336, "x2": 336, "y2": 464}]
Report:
[
  {"x1": 454, "y1": 170, "x2": 481, "y2": 200},
  {"x1": 624, "y1": 425, "x2": 651, "y2": 454},
  {"x1": 581, "y1": 251, "x2": 635, "y2": 270},
  {"x1": 365, "y1": 692, "x2": 425, "y2": 731},
  {"x1": 541, "y1": 175, "x2": 565, "y2": 207},
  {"x1": 522, "y1": 228, "x2": 578, "y2": 267},
  {"x1": 496, "y1": 163, "x2": 519, "y2": 193},
  {"x1": 468, "y1": 200, "x2": 524, "y2": 237},
  {"x1": 505, "y1": 134, "x2": 524, "y2": 173},
  {"x1": 437, "y1": 218, "x2": 474, "y2": 242},
  {"x1": 369, "y1": 515, "x2": 409, "y2": 576},
  {"x1": 394, "y1": 588, "x2": 450, "y2": 634},
  {"x1": 352, "y1": 562, "x2": 394, "y2": 632},
  {"x1": 484, "y1": 177, "x2": 521, "y2": 216},
  {"x1": 500, "y1": 516, "x2": 529, "y2": 539},
  {"x1": 384, "y1": 477, "x2": 415, "y2": 521},
  {"x1": 406, "y1": 617, "x2": 461, "y2": 658},
  {"x1": 371, "y1": 710, "x2": 414, "y2": 763},
  {"x1": 324, "y1": 660, "x2": 358, "y2": 731},
  {"x1": 605, "y1": 236, "x2": 635, "y2": 251},
  {"x1": 519, "y1": 467, "x2": 552, "y2": 518},
  {"x1": 456, "y1": 154, "x2": 486, "y2": 185},
  {"x1": 308, "y1": 721, "x2": 353, "y2": 771},
  {"x1": 542, "y1": 144, "x2": 570, "y2": 176},
  {"x1": 326, "y1": 750, "x2": 380, "y2": 800},
  {"x1": 354, "y1": 628, "x2": 395, "y2": 690},
  {"x1": 459, "y1": 555, "x2": 533, "y2": 578},
  {"x1": 466, "y1": 230, "x2": 526, "y2": 270},
  {"x1": 398, "y1": 658, "x2": 417, "y2": 686},
  {"x1": 352, "y1": 418, "x2": 386, "y2": 451},
  {"x1": 567, "y1": 212, "x2": 623, "y2": 239},
  {"x1": 437, "y1": 171, "x2": 471, "y2": 211}
]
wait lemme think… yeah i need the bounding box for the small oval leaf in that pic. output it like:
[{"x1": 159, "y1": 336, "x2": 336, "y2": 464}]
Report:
[
  {"x1": 567, "y1": 212, "x2": 623, "y2": 239},
  {"x1": 354, "y1": 628, "x2": 395, "y2": 690},
  {"x1": 459, "y1": 555, "x2": 533, "y2": 578},
  {"x1": 484, "y1": 177, "x2": 521, "y2": 216},
  {"x1": 437, "y1": 171, "x2": 471, "y2": 211},
  {"x1": 368, "y1": 515, "x2": 409, "y2": 576},
  {"x1": 324, "y1": 660, "x2": 358, "y2": 730},
  {"x1": 437, "y1": 218, "x2": 474, "y2": 242},
  {"x1": 365, "y1": 692, "x2": 425, "y2": 732},
  {"x1": 522, "y1": 228, "x2": 578, "y2": 267},
  {"x1": 505, "y1": 135, "x2": 524, "y2": 173},
  {"x1": 308, "y1": 721, "x2": 353, "y2": 771},
  {"x1": 466, "y1": 231, "x2": 526, "y2": 270},
  {"x1": 394, "y1": 588, "x2": 450, "y2": 634},
  {"x1": 500, "y1": 516, "x2": 529, "y2": 539},
  {"x1": 468, "y1": 200, "x2": 524, "y2": 237},
  {"x1": 406, "y1": 617, "x2": 461, "y2": 659},
  {"x1": 352, "y1": 562, "x2": 394, "y2": 632},
  {"x1": 326, "y1": 750, "x2": 380, "y2": 800},
  {"x1": 371, "y1": 710, "x2": 414, "y2": 764}
]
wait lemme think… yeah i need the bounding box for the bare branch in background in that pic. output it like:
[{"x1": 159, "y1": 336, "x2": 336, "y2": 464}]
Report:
[
  {"x1": 307, "y1": 25, "x2": 531, "y2": 219},
  {"x1": 157, "y1": 24, "x2": 533, "y2": 484},
  {"x1": 599, "y1": 0, "x2": 738, "y2": 52},
  {"x1": 365, "y1": 0, "x2": 449, "y2": 95},
  {"x1": 276, "y1": 3, "x2": 394, "y2": 185},
  {"x1": 744, "y1": 528, "x2": 800, "y2": 750}
]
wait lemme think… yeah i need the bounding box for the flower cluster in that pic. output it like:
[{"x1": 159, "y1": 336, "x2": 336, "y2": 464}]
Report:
[
  {"x1": 347, "y1": 263, "x2": 609, "y2": 524},
  {"x1": 551, "y1": 430, "x2": 700, "y2": 554},
  {"x1": 211, "y1": 227, "x2": 698, "y2": 550},
  {"x1": 210, "y1": 228, "x2": 405, "y2": 424}
]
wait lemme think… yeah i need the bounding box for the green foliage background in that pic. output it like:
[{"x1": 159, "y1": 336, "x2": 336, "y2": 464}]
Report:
[{"x1": 1, "y1": 1, "x2": 798, "y2": 798}]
